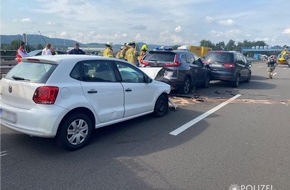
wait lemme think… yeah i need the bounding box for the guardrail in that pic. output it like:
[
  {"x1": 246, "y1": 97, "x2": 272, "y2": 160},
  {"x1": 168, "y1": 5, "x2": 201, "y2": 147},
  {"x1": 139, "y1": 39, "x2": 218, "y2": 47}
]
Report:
[{"x1": 1, "y1": 60, "x2": 17, "y2": 78}]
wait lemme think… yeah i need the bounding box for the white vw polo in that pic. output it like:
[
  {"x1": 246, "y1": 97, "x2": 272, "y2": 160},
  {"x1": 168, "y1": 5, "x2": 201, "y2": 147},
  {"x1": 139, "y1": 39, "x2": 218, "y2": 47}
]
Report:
[{"x1": 0, "y1": 55, "x2": 171, "y2": 150}]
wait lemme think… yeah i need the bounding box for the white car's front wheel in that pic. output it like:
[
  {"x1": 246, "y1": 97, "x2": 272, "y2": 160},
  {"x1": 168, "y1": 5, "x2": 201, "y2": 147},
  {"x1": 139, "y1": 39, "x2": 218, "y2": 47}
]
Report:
[
  {"x1": 153, "y1": 94, "x2": 169, "y2": 117},
  {"x1": 57, "y1": 113, "x2": 93, "y2": 150}
]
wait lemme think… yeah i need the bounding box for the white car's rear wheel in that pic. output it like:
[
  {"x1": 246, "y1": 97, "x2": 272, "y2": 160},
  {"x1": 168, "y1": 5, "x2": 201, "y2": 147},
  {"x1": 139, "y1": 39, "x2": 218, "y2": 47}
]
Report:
[{"x1": 58, "y1": 113, "x2": 93, "y2": 150}]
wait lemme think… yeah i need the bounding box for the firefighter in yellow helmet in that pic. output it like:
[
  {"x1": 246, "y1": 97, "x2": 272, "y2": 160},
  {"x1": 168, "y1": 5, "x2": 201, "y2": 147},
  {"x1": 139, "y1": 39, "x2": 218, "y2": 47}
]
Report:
[
  {"x1": 137, "y1": 44, "x2": 148, "y2": 65},
  {"x1": 116, "y1": 46, "x2": 124, "y2": 59},
  {"x1": 103, "y1": 42, "x2": 114, "y2": 58},
  {"x1": 125, "y1": 41, "x2": 139, "y2": 66},
  {"x1": 119, "y1": 43, "x2": 129, "y2": 60}
]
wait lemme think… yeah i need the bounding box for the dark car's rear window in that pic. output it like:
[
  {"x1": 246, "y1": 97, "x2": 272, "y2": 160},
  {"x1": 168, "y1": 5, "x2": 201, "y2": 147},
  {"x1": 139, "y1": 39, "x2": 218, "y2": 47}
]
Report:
[
  {"x1": 143, "y1": 51, "x2": 176, "y2": 62},
  {"x1": 5, "y1": 62, "x2": 57, "y2": 83},
  {"x1": 205, "y1": 52, "x2": 234, "y2": 63}
]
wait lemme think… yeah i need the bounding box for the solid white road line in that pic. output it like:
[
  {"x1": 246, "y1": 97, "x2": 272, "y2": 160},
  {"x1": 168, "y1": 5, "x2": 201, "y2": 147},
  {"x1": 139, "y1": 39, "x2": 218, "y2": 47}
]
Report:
[{"x1": 169, "y1": 94, "x2": 241, "y2": 136}]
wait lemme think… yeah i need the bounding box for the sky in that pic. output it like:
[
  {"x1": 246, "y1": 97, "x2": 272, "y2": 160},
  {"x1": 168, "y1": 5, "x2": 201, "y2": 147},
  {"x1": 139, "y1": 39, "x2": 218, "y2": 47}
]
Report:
[{"x1": 1, "y1": 0, "x2": 290, "y2": 46}]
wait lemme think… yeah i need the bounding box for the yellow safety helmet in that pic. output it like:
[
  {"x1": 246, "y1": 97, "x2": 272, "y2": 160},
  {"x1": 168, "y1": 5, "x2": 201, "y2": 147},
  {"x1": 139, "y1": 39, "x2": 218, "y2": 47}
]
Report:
[{"x1": 141, "y1": 44, "x2": 148, "y2": 51}]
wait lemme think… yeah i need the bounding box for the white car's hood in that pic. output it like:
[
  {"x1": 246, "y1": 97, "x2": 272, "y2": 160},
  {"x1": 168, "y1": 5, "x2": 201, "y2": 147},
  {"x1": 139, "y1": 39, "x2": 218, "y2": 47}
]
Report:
[{"x1": 139, "y1": 67, "x2": 163, "y2": 79}]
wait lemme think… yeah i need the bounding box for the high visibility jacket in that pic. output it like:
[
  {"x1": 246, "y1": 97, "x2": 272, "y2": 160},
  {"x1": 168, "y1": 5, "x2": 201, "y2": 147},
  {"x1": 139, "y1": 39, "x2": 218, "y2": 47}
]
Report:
[
  {"x1": 116, "y1": 50, "x2": 122, "y2": 59},
  {"x1": 125, "y1": 47, "x2": 138, "y2": 65},
  {"x1": 16, "y1": 48, "x2": 28, "y2": 63},
  {"x1": 137, "y1": 51, "x2": 147, "y2": 63},
  {"x1": 103, "y1": 48, "x2": 114, "y2": 58},
  {"x1": 281, "y1": 50, "x2": 289, "y2": 55},
  {"x1": 119, "y1": 47, "x2": 129, "y2": 60}
]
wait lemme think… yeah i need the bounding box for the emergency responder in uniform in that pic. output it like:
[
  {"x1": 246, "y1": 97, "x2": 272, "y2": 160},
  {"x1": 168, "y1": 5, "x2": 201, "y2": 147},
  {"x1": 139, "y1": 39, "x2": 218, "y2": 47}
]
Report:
[
  {"x1": 125, "y1": 41, "x2": 139, "y2": 66},
  {"x1": 116, "y1": 46, "x2": 124, "y2": 59},
  {"x1": 118, "y1": 43, "x2": 129, "y2": 60},
  {"x1": 137, "y1": 44, "x2": 148, "y2": 66},
  {"x1": 281, "y1": 47, "x2": 289, "y2": 61},
  {"x1": 103, "y1": 42, "x2": 114, "y2": 58}
]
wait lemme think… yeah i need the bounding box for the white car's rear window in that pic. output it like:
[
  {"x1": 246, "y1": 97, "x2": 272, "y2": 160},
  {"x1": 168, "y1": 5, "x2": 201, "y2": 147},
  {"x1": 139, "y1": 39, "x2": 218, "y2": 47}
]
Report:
[{"x1": 5, "y1": 62, "x2": 57, "y2": 83}]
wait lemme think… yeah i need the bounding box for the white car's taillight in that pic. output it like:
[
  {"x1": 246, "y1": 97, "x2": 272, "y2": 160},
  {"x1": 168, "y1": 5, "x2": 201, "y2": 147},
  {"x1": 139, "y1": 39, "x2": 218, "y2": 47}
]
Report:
[{"x1": 33, "y1": 86, "x2": 59, "y2": 104}]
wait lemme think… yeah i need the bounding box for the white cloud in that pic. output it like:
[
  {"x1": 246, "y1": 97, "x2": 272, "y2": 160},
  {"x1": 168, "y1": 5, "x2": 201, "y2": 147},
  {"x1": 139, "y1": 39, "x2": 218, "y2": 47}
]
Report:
[
  {"x1": 210, "y1": 29, "x2": 241, "y2": 40},
  {"x1": 205, "y1": 16, "x2": 214, "y2": 23},
  {"x1": 47, "y1": 21, "x2": 56, "y2": 25},
  {"x1": 21, "y1": 18, "x2": 32, "y2": 23},
  {"x1": 282, "y1": 28, "x2": 290, "y2": 35},
  {"x1": 218, "y1": 19, "x2": 234, "y2": 26},
  {"x1": 60, "y1": 32, "x2": 67, "y2": 37},
  {"x1": 159, "y1": 30, "x2": 184, "y2": 44},
  {"x1": 2, "y1": 0, "x2": 290, "y2": 46},
  {"x1": 175, "y1": 26, "x2": 182, "y2": 33}
]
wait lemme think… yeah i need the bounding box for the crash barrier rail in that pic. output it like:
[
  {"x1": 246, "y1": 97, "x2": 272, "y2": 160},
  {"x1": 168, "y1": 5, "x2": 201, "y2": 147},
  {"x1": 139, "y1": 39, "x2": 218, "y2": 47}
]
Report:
[{"x1": 1, "y1": 50, "x2": 17, "y2": 61}]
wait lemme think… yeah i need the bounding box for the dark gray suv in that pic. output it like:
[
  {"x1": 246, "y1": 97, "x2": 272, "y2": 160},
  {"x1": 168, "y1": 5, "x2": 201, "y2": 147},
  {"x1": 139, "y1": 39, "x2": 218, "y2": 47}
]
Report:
[
  {"x1": 140, "y1": 49, "x2": 210, "y2": 94},
  {"x1": 204, "y1": 51, "x2": 252, "y2": 87}
]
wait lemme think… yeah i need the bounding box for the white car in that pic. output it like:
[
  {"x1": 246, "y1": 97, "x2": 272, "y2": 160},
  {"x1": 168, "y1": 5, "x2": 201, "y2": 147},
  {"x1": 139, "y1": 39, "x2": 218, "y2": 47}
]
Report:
[{"x1": 0, "y1": 55, "x2": 171, "y2": 150}]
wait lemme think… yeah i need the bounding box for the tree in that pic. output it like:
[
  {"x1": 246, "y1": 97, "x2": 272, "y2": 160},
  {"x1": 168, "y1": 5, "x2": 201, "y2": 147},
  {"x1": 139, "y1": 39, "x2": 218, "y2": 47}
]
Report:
[
  {"x1": 254, "y1": 41, "x2": 267, "y2": 47},
  {"x1": 11, "y1": 40, "x2": 21, "y2": 50},
  {"x1": 215, "y1": 42, "x2": 225, "y2": 50},
  {"x1": 225, "y1": 39, "x2": 236, "y2": 51},
  {"x1": 199, "y1": 39, "x2": 215, "y2": 49},
  {"x1": 236, "y1": 42, "x2": 243, "y2": 52}
]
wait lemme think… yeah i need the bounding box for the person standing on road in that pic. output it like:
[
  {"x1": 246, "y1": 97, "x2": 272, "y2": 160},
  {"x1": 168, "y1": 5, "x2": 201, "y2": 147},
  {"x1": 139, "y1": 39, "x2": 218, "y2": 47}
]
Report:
[
  {"x1": 68, "y1": 43, "x2": 86, "y2": 54},
  {"x1": 119, "y1": 43, "x2": 129, "y2": 60},
  {"x1": 266, "y1": 55, "x2": 276, "y2": 79},
  {"x1": 125, "y1": 41, "x2": 139, "y2": 66},
  {"x1": 16, "y1": 41, "x2": 29, "y2": 63},
  {"x1": 42, "y1": 43, "x2": 52, "y2": 55},
  {"x1": 103, "y1": 42, "x2": 114, "y2": 58},
  {"x1": 51, "y1": 46, "x2": 58, "y2": 55},
  {"x1": 137, "y1": 44, "x2": 148, "y2": 66},
  {"x1": 116, "y1": 46, "x2": 124, "y2": 59}
]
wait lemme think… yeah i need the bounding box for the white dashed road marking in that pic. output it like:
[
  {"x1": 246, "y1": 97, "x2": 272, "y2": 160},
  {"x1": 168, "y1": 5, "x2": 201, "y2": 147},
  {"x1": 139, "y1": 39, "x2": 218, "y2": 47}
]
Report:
[
  {"x1": 0, "y1": 151, "x2": 8, "y2": 157},
  {"x1": 169, "y1": 94, "x2": 241, "y2": 136}
]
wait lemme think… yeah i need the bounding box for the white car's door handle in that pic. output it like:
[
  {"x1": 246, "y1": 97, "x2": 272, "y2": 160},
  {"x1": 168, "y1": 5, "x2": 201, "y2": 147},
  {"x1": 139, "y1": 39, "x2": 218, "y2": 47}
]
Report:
[
  {"x1": 87, "y1": 90, "x2": 98, "y2": 94},
  {"x1": 125, "y1": 88, "x2": 132, "y2": 92}
]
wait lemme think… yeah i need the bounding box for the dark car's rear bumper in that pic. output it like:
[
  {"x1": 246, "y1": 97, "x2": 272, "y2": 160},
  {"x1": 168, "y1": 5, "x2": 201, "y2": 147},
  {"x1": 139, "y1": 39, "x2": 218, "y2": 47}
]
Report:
[
  {"x1": 157, "y1": 77, "x2": 184, "y2": 91},
  {"x1": 209, "y1": 70, "x2": 235, "y2": 81}
]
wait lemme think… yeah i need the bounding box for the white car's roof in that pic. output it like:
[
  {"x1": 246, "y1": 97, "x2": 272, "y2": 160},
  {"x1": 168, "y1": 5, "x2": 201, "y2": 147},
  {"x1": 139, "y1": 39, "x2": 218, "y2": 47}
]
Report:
[{"x1": 21, "y1": 55, "x2": 117, "y2": 64}]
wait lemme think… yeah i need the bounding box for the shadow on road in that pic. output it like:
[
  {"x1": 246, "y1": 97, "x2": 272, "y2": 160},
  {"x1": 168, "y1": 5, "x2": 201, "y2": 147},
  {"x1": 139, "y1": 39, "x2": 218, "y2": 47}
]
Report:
[{"x1": 1, "y1": 106, "x2": 212, "y2": 190}]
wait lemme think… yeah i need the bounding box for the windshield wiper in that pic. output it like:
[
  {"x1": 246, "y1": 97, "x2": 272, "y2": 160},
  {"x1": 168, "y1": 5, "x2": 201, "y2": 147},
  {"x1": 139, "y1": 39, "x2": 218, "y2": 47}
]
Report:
[{"x1": 12, "y1": 76, "x2": 30, "y2": 81}]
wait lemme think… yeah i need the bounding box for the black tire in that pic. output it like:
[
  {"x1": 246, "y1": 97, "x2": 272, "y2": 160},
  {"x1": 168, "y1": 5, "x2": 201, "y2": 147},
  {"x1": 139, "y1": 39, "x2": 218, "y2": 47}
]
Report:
[
  {"x1": 179, "y1": 77, "x2": 191, "y2": 94},
  {"x1": 153, "y1": 94, "x2": 169, "y2": 117},
  {"x1": 245, "y1": 72, "x2": 251, "y2": 83},
  {"x1": 233, "y1": 74, "x2": 240, "y2": 87},
  {"x1": 57, "y1": 113, "x2": 93, "y2": 150},
  {"x1": 203, "y1": 75, "x2": 210, "y2": 88}
]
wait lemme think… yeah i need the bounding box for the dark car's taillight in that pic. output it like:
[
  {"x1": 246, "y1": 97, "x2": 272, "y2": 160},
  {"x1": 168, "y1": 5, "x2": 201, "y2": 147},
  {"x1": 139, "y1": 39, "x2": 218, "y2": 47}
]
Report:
[
  {"x1": 224, "y1": 63, "x2": 235, "y2": 68},
  {"x1": 164, "y1": 55, "x2": 181, "y2": 67},
  {"x1": 33, "y1": 86, "x2": 59, "y2": 104}
]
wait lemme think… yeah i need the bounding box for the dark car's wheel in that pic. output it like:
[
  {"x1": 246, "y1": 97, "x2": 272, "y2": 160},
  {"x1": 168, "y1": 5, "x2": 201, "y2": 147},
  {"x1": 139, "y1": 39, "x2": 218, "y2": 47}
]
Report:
[
  {"x1": 233, "y1": 74, "x2": 240, "y2": 87},
  {"x1": 57, "y1": 113, "x2": 93, "y2": 150},
  {"x1": 179, "y1": 77, "x2": 192, "y2": 94},
  {"x1": 203, "y1": 75, "x2": 210, "y2": 88},
  {"x1": 246, "y1": 72, "x2": 251, "y2": 83},
  {"x1": 153, "y1": 94, "x2": 168, "y2": 117}
]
